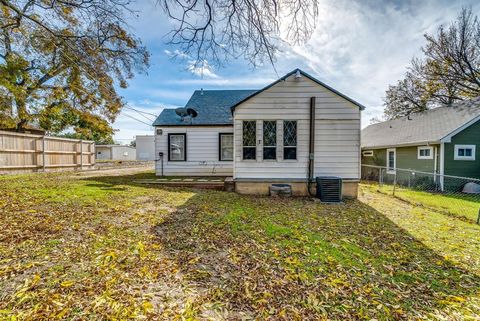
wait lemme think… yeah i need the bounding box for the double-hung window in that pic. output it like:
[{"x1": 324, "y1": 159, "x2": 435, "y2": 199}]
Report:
[
  {"x1": 168, "y1": 133, "x2": 186, "y2": 161},
  {"x1": 283, "y1": 120, "x2": 297, "y2": 160},
  {"x1": 242, "y1": 121, "x2": 256, "y2": 160},
  {"x1": 454, "y1": 145, "x2": 476, "y2": 161},
  {"x1": 219, "y1": 133, "x2": 233, "y2": 161},
  {"x1": 387, "y1": 148, "x2": 396, "y2": 173},
  {"x1": 263, "y1": 121, "x2": 277, "y2": 160}
]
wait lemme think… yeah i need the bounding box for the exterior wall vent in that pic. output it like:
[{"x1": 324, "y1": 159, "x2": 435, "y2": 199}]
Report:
[{"x1": 316, "y1": 176, "x2": 342, "y2": 203}]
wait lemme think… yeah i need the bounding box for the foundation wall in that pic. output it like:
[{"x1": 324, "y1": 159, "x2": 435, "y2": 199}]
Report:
[{"x1": 234, "y1": 180, "x2": 358, "y2": 199}]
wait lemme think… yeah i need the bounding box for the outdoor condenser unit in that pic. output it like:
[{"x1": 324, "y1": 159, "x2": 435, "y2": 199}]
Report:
[{"x1": 316, "y1": 176, "x2": 343, "y2": 203}]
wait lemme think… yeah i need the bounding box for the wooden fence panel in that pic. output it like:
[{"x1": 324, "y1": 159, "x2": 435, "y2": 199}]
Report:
[{"x1": 0, "y1": 131, "x2": 95, "y2": 174}]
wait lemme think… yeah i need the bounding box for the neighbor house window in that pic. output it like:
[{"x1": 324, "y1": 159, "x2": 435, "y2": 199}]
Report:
[
  {"x1": 362, "y1": 150, "x2": 373, "y2": 157},
  {"x1": 387, "y1": 148, "x2": 396, "y2": 173},
  {"x1": 168, "y1": 133, "x2": 186, "y2": 161},
  {"x1": 219, "y1": 133, "x2": 233, "y2": 161},
  {"x1": 283, "y1": 120, "x2": 297, "y2": 160},
  {"x1": 263, "y1": 121, "x2": 277, "y2": 160},
  {"x1": 418, "y1": 146, "x2": 433, "y2": 160},
  {"x1": 454, "y1": 145, "x2": 476, "y2": 161},
  {"x1": 242, "y1": 121, "x2": 256, "y2": 160}
]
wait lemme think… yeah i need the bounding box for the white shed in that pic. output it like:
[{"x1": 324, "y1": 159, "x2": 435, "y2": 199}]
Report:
[
  {"x1": 135, "y1": 135, "x2": 155, "y2": 161},
  {"x1": 95, "y1": 145, "x2": 136, "y2": 161}
]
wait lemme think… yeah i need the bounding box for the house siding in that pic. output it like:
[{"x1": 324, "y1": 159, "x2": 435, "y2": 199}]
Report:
[
  {"x1": 444, "y1": 119, "x2": 480, "y2": 179},
  {"x1": 155, "y1": 126, "x2": 233, "y2": 176},
  {"x1": 361, "y1": 148, "x2": 386, "y2": 167},
  {"x1": 234, "y1": 74, "x2": 361, "y2": 180},
  {"x1": 362, "y1": 146, "x2": 437, "y2": 172},
  {"x1": 397, "y1": 146, "x2": 436, "y2": 172}
]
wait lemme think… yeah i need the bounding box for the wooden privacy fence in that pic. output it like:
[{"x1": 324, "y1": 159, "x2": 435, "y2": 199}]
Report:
[{"x1": 0, "y1": 130, "x2": 95, "y2": 174}]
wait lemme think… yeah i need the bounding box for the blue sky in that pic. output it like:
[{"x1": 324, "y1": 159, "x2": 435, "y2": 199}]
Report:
[{"x1": 113, "y1": 0, "x2": 479, "y2": 143}]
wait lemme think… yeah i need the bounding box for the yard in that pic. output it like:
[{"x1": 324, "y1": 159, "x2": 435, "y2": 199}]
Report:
[{"x1": 1, "y1": 171, "x2": 480, "y2": 320}]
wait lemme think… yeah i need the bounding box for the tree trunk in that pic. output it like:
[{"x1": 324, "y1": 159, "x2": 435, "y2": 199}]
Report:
[{"x1": 14, "y1": 98, "x2": 28, "y2": 131}]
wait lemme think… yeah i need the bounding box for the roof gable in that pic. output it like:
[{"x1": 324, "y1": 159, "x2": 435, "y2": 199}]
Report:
[
  {"x1": 153, "y1": 89, "x2": 257, "y2": 126},
  {"x1": 230, "y1": 68, "x2": 366, "y2": 111},
  {"x1": 362, "y1": 98, "x2": 480, "y2": 149}
]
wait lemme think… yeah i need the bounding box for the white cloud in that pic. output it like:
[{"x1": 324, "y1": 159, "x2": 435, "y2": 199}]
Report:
[
  {"x1": 273, "y1": 0, "x2": 478, "y2": 127},
  {"x1": 186, "y1": 59, "x2": 220, "y2": 79}
]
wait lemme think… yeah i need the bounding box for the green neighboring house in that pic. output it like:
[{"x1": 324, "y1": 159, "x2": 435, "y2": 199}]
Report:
[{"x1": 361, "y1": 99, "x2": 480, "y2": 189}]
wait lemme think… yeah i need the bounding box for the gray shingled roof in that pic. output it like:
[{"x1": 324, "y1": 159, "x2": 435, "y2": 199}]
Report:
[
  {"x1": 362, "y1": 98, "x2": 480, "y2": 149},
  {"x1": 153, "y1": 90, "x2": 257, "y2": 126}
]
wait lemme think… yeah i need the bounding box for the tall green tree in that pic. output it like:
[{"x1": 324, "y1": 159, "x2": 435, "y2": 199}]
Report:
[
  {"x1": 0, "y1": 0, "x2": 149, "y2": 140},
  {"x1": 384, "y1": 7, "x2": 480, "y2": 119}
]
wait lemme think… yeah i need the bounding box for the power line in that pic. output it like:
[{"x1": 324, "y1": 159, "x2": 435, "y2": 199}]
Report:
[
  {"x1": 121, "y1": 112, "x2": 154, "y2": 127},
  {"x1": 124, "y1": 106, "x2": 158, "y2": 118},
  {"x1": 123, "y1": 106, "x2": 156, "y2": 123}
]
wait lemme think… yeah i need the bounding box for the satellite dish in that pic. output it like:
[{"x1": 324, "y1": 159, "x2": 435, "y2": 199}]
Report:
[
  {"x1": 187, "y1": 108, "x2": 198, "y2": 118},
  {"x1": 175, "y1": 108, "x2": 188, "y2": 118}
]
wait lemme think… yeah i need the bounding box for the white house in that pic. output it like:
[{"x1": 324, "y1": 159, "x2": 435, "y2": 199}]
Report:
[
  {"x1": 152, "y1": 69, "x2": 364, "y2": 197},
  {"x1": 135, "y1": 135, "x2": 155, "y2": 161},
  {"x1": 96, "y1": 144, "x2": 136, "y2": 161}
]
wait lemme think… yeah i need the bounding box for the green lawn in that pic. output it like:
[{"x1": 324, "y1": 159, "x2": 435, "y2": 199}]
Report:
[
  {"x1": 1, "y1": 172, "x2": 480, "y2": 320},
  {"x1": 365, "y1": 183, "x2": 480, "y2": 222}
]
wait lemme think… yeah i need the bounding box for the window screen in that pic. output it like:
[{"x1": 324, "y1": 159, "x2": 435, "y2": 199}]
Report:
[
  {"x1": 242, "y1": 121, "x2": 256, "y2": 160},
  {"x1": 168, "y1": 134, "x2": 186, "y2": 161},
  {"x1": 263, "y1": 121, "x2": 276, "y2": 160},
  {"x1": 283, "y1": 121, "x2": 297, "y2": 160},
  {"x1": 219, "y1": 133, "x2": 233, "y2": 161}
]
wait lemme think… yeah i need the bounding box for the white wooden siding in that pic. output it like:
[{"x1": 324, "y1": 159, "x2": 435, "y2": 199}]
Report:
[
  {"x1": 155, "y1": 126, "x2": 233, "y2": 176},
  {"x1": 233, "y1": 74, "x2": 361, "y2": 180}
]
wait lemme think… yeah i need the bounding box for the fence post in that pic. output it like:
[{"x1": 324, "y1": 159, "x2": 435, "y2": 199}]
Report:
[
  {"x1": 42, "y1": 136, "x2": 46, "y2": 171},
  {"x1": 80, "y1": 140, "x2": 83, "y2": 170},
  {"x1": 392, "y1": 170, "x2": 397, "y2": 196},
  {"x1": 477, "y1": 208, "x2": 480, "y2": 225}
]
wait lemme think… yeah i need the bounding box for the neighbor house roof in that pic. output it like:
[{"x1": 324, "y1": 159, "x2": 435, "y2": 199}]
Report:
[
  {"x1": 152, "y1": 90, "x2": 257, "y2": 126},
  {"x1": 362, "y1": 98, "x2": 480, "y2": 149},
  {"x1": 230, "y1": 68, "x2": 366, "y2": 111}
]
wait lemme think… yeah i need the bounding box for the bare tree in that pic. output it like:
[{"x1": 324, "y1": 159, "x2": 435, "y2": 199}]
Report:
[
  {"x1": 158, "y1": 0, "x2": 319, "y2": 69},
  {"x1": 384, "y1": 7, "x2": 480, "y2": 119},
  {"x1": 384, "y1": 71, "x2": 430, "y2": 119}
]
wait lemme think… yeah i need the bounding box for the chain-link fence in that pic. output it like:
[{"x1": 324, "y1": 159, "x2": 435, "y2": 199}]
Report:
[{"x1": 361, "y1": 164, "x2": 480, "y2": 224}]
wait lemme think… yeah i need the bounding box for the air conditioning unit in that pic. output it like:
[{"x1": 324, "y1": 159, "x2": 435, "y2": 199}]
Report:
[{"x1": 316, "y1": 176, "x2": 342, "y2": 203}]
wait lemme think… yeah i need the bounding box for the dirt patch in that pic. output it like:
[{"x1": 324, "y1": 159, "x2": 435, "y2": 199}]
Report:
[{"x1": 74, "y1": 165, "x2": 154, "y2": 178}]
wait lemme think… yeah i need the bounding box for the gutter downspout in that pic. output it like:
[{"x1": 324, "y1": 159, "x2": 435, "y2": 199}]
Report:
[{"x1": 307, "y1": 96, "x2": 316, "y2": 196}]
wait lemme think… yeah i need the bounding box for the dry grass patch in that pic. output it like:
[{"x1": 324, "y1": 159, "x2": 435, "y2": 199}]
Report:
[{"x1": 0, "y1": 173, "x2": 479, "y2": 320}]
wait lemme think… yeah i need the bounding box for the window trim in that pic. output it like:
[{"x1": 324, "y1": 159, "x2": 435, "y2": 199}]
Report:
[
  {"x1": 263, "y1": 120, "x2": 277, "y2": 161},
  {"x1": 283, "y1": 120, "x2": 298, "y2": 161},
  {"x1": 218, "y1": 132, "x2": 234, "y2": 161},
  {"x1": 362, "y1": 150, "x2": 373, "y2": 157},
  {"x1": 168, "y1": 133, "x2": 187, "y2": 161},
  {"x1": 386, "y1": 148, "x2": 396, "y2": 174},
  {"x1": 454, "y1": 144, "x2": 476, "y2": 161},
  {"x1": 242, "y1": 120, "x2": 257, "y2": 160},
  {"x1": 417, "y1": 146, "x2": 433, "y2": 160}
]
